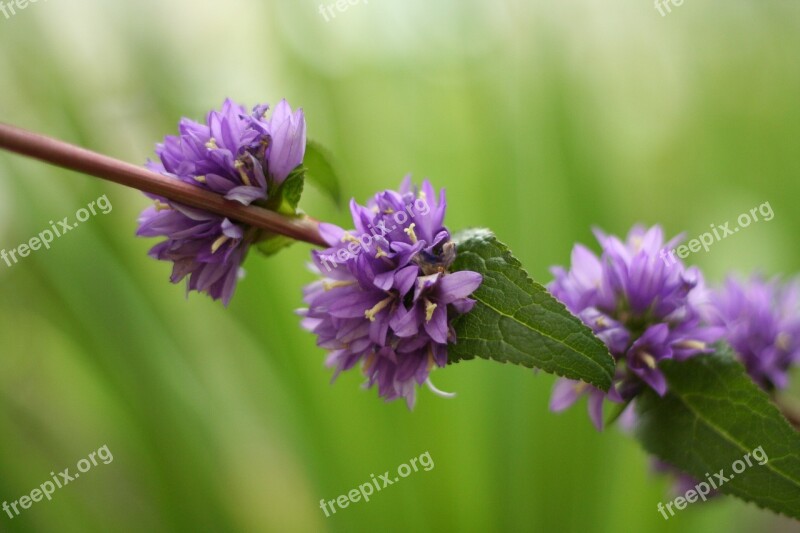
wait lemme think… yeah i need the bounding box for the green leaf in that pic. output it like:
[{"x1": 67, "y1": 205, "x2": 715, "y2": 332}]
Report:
[
  {"x1": 635, "y1": 348, "x2": 800, "y2": 519},
  {"x1": 279, "y1": 166, "x2": 305, "y2": 214},
  {"x1": 255, "y1": 234, "x2": 295, "y2": 257},
  {"x1": 304, "y1": 140, "x2": 342, "y2": 206},
  {"x1": 266, "y1": 166, "x2": 305, "y2": 216},
  {"x1": 448, "y1": 229, "x2": 615, "y2": 390},
  {"x1": 254, "y1": 167, "x2": 304, "y2": 258}
]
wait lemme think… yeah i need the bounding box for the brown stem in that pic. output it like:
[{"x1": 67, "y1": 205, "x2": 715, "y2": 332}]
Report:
[{"x1": 0, "y1": 123, "x2": 328, "y2": 247}]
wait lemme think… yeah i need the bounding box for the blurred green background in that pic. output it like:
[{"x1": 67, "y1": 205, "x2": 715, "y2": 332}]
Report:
[{"x1": 1, "y1": 0, "x2": 798, "y2": 531}]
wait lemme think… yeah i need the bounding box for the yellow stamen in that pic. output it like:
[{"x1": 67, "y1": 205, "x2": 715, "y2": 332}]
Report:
[
  {"x1": 640, "y1": 352, "x2": 657, "y2": 369},
  {"x1": 777, "y1": 333, "x2": 791, "y2": 351},
  {"x1": 154, "y1": 200, "x2": 171, "y2": 211},
  {"x1": 425, "y1": 299, "x2": 437, "y2": 322},
  {"x1": 365, "y1": 296, "x2": 394, "y2": 322},
  {"x1": 340, "y1": 232, "x2": 360, "y2": 244},
  {"x1": 194, "y1": 175, "x2": 207, "y2": 183},
  {"x1": 323, "y1": 280, "x2": 356, "y2": 291},
  {"x1": 205, "y1": 138, "x2": 218, "y2": 150},
  {"x1": 234, "y1": 160, "x2": 252, "y2": 187},
  {"x1": 211, "y1": 235, "x2": 229, "y2": 254},
  {"x1": 404, "y1": 223, "x2": 418, "y2": 244},
  {"x1": 676, "y1": 340, "x2": 707, "y2": 351},
  {"x1": 383, "y1": 208, "x2": 395, "y2": 214},
  {"x1": 375, "y1": 247, "x2": 389, "y2": 259}
]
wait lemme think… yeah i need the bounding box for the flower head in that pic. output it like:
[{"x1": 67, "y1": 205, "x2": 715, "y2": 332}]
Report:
[
  {"x1": 548, "y1": 225, "x2": 720, "y2": 429},
  {"x1": 707, "y1": 275, "x2": 800, "y2": 390},
  {"x1": 299, "y1": 178, "x2": 482, "y2": 408},
  {"x1": 137, "y1": 99, "x2": 306, "y2": 305}
]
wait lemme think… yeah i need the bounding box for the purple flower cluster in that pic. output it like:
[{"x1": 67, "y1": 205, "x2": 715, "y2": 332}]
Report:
[
  {"x1": 708, "y1": 275, "x2": 800, "y2": 391},
  {"x1": 548, "y1": 226, "x2": 800, "y2": 497},
  {"x1": 299, "y1": 178, "x2": 482, "y2": 408},
  {"x1": 548, "y1": 225, "x2": 721, "y2": 430},
  {"x1": 651, "y1": 275, "x2": 800, "y2": 498},
  {"x1": 137, "y1": 99, "x2": 306, "y2": 305}
]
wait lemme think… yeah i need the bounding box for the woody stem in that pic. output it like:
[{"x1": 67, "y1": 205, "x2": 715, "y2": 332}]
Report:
[{"x1": 0, "y1": 122, "x2": 328, "y2": 247}]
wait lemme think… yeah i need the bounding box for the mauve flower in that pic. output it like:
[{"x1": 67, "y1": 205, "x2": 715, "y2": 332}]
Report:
[
  {"x1": 650, "y1": 276, "x2": 800, "y2": 500},
  {"x1": 548, "y1": 225, "x2": 721, "y2": 430},
  {"x1": 299, "y1": 178, "x2": 482, "y2": 408},
  {"x1": 261, "y1": 100, "x2": 307, "y2": 184},
  {"x1": 707, "y1": 275, "x2": 800, "y2": 391},
  {"x1": 652, "y1": 276, "x2": 800, "y2": 497},
  {"x1": 137, "y1": 98, "x2": 306, "y2": 305}
]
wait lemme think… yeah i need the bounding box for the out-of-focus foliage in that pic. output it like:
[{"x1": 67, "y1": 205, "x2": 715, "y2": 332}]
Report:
[{"x1": 0, "y1": 1, "x2": 798, "y2": 531}]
